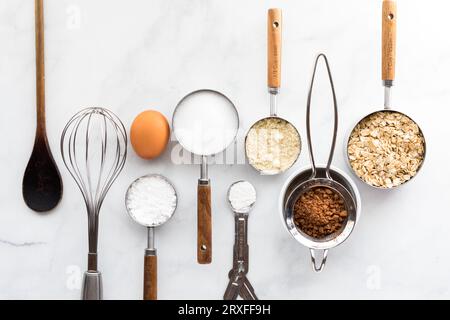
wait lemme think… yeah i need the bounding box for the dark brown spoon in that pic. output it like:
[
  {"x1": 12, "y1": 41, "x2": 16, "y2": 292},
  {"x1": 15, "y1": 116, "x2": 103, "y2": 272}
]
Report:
[{"x1": 22, "y1": 0, "x2": 62, "y2": 213}]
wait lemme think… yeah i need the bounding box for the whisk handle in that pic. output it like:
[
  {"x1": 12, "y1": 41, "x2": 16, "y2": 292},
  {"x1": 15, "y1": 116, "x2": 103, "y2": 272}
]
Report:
[{"x1": 81, "y1": 271, "x2": 102, "y2": 300}]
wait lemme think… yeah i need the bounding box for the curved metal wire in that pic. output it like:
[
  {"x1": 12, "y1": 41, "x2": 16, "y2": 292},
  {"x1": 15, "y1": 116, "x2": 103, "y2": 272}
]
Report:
[
  {"x1": 306, "y1": 53, "x2": 338, "y2": 180},
  {"x1": 61, "y1": 107, "x2": 127, "y2": 256}
]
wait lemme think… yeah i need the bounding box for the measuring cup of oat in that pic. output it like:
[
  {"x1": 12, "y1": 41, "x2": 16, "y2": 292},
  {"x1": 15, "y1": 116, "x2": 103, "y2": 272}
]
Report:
[
  {"x1": 279, "y1": 54, "x2": 361, "y2": 273},
  {"x1": 346, "y1": 1, "x2": 426, "y2": 189}
]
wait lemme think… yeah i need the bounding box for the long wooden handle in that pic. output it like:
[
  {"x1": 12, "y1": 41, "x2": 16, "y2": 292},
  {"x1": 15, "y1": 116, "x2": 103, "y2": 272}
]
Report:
[
  {"x1": 35, "y1": 0, "x2": 46, "y2": 134},
  {"x1": 268, "y1": 8, "x2": 282, "y2": 89},
  {"x1": 382, "y1": 0, "x2": 397, "y2": 82},
  {"x1": 197, "y1": 182, "x2": 212, "y2": 264},
  {"x1": 143, "y1": 253, "x2": 157, "y2": 300}
]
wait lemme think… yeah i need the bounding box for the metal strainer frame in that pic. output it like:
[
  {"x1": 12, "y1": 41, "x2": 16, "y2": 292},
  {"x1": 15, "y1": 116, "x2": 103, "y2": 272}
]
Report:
[{"x1": 282, "y1": 54, "x2": 359, "y2": 272}]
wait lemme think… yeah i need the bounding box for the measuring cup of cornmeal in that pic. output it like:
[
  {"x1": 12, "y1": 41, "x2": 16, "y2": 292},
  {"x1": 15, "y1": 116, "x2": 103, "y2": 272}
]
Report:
[{"x1": 245, "y1": 9, "x2": 301, "y2": 175}]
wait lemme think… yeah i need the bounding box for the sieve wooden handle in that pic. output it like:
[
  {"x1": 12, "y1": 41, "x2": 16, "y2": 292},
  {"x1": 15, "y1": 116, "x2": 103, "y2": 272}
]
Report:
[
  {"x1": 382, "y1": 0, "x2": 397, "y2": 82},
  {"x1": 197, "y1": 181, "x2": 212, "y2": 264},
  {"x1": 143, "y1": 252, "x2": 157, "y2": 300},
  {"x1": 268, "y1": 8, "x2": 282, "y2": 89}
]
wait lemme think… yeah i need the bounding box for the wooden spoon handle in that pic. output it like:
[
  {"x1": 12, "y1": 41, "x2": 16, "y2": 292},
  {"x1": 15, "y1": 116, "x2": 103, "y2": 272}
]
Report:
[
  {"x1": 143, "y1": 252, "x2": 157, "y2": 300},
  {"x1": 268, "y1": 8, "x2": 282, "y2": 89},
  {"x1": 197, "y1": 181, "x2": 212, "y2": 264},
  {"x1": 35, "y1": 0, "x2": 46, "y2": 134},
  {"x1": 382, "y1": 0, "x2": 397, "y2": 83}
]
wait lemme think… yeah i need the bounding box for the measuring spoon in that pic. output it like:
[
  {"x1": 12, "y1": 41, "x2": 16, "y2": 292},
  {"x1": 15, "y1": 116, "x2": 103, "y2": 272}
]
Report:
[
  {"x1": 224, "y1": 180, "x2": 258, "y2": 300},
  {"x1": 227, "y1": 180, "x2": 256, "y2": 273}
]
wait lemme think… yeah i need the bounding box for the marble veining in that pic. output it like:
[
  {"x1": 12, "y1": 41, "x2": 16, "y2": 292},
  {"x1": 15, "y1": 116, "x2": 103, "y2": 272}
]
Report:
[{"x1": 0, "y1": 0, "x2": 449, "y2": 299}]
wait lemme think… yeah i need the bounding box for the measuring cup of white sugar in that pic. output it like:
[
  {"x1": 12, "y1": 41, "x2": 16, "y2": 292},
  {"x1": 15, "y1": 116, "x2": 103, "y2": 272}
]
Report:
[
  {"x1": 172, "y1": 89, "x2": 239, "y2": 264},
  {"x1": 125, "y1": 174, "x2": 177, "y2": 300}
]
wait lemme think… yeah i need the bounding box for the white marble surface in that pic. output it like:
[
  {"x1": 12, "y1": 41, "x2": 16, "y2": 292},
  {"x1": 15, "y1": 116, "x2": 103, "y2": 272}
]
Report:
[{"x1": 0, "y1": 0, "x2": 449, "y2": 300}]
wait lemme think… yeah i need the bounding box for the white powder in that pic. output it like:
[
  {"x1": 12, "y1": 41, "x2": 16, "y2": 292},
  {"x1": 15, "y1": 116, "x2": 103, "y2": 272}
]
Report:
[
  {"x1": 228, "y1": 181, "x2": 257, "y2": 213},
  {"x1": 126, "y1": 175, "x2": 177, "y2": 227},
  {"x1": 173, "y1": 91, "x2": 239, "y2": 156}
]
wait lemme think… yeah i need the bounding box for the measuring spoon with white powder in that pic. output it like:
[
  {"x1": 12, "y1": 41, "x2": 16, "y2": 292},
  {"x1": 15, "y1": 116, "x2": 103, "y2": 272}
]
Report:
[
  {"x1": 125, "y1": 174, "x2": 177, "y2": 300},
  {"x1": 225, "y1": 181, "x2": 258, "y2": 300}
]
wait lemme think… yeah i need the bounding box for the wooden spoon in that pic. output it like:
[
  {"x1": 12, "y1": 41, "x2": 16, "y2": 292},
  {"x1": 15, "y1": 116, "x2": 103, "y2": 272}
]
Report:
[{"x1": 22, "y1": 0, "x2": 62, "y2": 213}]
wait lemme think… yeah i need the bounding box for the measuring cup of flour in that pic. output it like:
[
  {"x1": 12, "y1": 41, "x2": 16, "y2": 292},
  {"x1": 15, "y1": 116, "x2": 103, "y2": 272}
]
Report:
[{"x1": 125, "y1": 174, "x2": 177, "y2": 300}]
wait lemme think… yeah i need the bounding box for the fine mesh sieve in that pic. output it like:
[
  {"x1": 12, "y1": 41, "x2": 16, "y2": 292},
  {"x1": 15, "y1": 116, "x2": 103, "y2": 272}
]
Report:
[{"x1": 280, "y1": 54, "x2": 360, "y2": 272}]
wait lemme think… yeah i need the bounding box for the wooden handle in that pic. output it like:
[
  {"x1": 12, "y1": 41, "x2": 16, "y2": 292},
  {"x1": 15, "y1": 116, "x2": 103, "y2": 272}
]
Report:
[
  {"x1": 197, "y1": 182, "x2": 212, "y2": 264},
  {"x1": 35, "y1": 0, "x2": 46, "y2": 134},
  {"x1": 268, "y1": 8, "x2": 282, "y2": 89},
  {"x1": 382, "y1": 0, "x2": 397, "y2": 82},
  {"x1": 143, "y1": 253, "x2": 157, "y2": 300}
]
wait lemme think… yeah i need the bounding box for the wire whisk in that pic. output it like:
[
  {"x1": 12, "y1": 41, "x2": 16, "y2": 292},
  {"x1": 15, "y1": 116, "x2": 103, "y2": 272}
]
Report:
[{"x1": 61, "y1": 107, "x2": 127, "y2": 300}]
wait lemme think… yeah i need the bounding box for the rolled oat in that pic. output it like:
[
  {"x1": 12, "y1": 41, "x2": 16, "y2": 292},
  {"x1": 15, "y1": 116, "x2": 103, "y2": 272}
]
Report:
[{"x1": 347, "y1": 111, "x2": 425, "y2": 188}]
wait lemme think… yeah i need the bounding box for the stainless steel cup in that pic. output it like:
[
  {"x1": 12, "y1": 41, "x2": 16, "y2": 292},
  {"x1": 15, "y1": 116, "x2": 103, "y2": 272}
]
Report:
[{"x1": 279, "y1": 165, "x2": 361, "y2": 272}]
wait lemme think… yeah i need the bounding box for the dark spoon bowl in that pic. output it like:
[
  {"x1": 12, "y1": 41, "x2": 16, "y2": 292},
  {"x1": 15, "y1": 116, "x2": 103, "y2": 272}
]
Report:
[{"x1": 23, "y1": 135, "x2": 62, "y2": 213}]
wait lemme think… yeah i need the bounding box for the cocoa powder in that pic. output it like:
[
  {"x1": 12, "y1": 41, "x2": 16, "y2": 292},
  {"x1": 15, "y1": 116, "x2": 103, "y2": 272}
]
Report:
[{"x1": 293, "y1": 187, "x2": 347, "y2": 239}]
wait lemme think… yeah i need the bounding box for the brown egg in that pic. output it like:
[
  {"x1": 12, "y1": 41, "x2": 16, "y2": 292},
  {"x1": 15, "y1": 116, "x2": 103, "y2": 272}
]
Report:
[{"x1": 130, "y1": 110, "x2": 170, "y2": 159}]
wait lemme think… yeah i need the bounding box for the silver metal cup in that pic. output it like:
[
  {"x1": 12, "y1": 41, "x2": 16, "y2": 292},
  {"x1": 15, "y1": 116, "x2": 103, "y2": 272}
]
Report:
[{"x1": 279, "y1": 165, "x2": 361, "y2": 272}]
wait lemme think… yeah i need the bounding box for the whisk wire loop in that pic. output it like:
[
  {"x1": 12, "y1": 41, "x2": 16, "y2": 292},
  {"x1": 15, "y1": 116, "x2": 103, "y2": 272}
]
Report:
[{"x1": 61, "y1": 107, "x2": 127, "y2": 256}]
